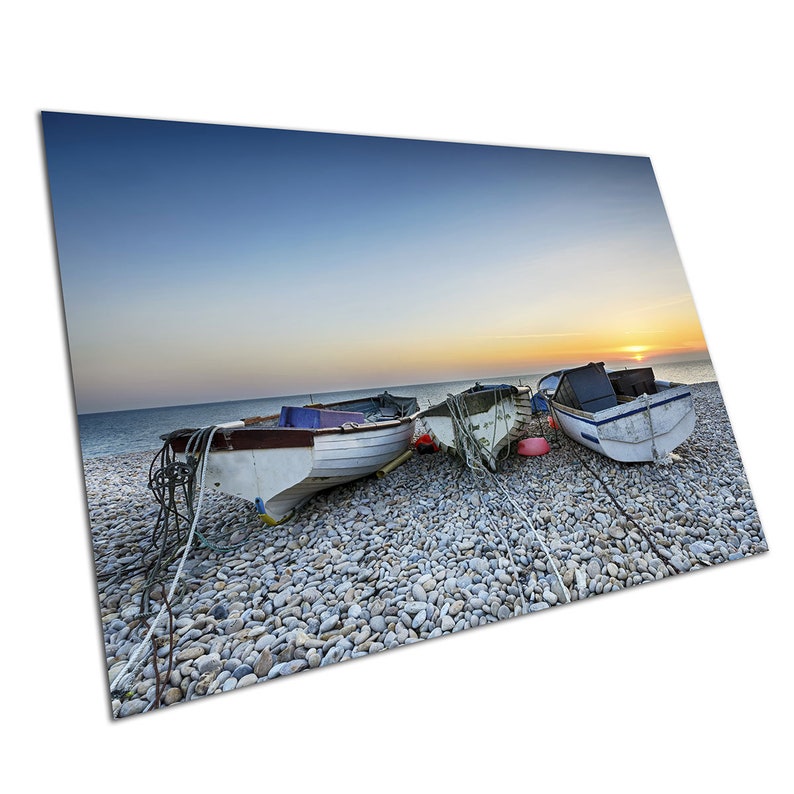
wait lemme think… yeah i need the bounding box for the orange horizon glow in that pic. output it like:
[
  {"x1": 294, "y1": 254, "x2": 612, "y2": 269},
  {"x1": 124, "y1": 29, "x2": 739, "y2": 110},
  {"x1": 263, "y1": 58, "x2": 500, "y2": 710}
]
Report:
[
  {"x1": 409, "y1": 318, "x2": 709, "y2": 378},
  {"x1": 386, "y1": 332, "x2": 709, "y2": 384}
]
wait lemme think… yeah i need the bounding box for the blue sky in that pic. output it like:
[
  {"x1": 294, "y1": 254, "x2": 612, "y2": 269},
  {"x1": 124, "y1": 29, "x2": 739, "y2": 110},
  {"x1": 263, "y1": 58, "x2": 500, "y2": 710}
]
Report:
[{"x1": 43, "y1": 112, "x2": 705, "y2": 413}]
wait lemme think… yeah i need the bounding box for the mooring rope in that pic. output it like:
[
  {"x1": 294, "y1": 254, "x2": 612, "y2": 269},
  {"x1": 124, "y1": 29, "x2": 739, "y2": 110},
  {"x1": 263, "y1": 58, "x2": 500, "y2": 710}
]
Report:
[
  {"x1": 643, "y1": 393, "x2": 659, "y2": 461},
  {"x1": 444, "y1": 389, "x2": 571, "y2": 610},
  {"x1": 549, "y1": 418, "x2": 713, "y2": 577},
  {"x1": 487, "y1": 471, "x2": 572, "y2": 605}
]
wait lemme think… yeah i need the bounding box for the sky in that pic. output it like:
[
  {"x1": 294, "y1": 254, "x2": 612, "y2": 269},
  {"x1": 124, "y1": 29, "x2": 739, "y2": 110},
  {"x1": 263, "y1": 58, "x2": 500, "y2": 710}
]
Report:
[{"x1": 42, "y1": 112, "x2": 707, "y2": 414}]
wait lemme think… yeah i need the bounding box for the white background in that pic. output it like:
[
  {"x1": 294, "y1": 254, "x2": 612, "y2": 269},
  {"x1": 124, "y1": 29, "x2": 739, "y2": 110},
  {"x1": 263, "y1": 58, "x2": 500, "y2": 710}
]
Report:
[{"x1": 3, "y1": 2, "x2": 790, "y2": 791}]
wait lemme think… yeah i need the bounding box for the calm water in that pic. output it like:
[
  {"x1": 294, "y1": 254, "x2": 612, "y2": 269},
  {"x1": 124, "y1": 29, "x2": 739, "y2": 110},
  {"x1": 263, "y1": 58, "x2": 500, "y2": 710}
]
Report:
[{"x1": 77, "y1": 358, "x2": 715, "y2": 459}]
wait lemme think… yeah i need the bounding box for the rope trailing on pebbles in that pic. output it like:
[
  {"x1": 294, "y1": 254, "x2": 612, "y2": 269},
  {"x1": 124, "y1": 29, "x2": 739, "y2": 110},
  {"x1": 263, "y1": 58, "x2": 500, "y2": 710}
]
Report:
[
  {"x1": 565, "y1": 439, "x2": 711, "y2": 576},
  {"x1": 573, "y1": 452, "x2": 674, "y2": 571},
  {"x1": 476, "y1": 496, "x2": 529, "y2": 615},
  {"x1": 546, "y1": 399, "x2": 697, "y2": 574},
  {"x1": 443, "y1": 392, "x2": 571, "y2": 610},
  {"x1": 110, "y1": 425, "x2": 221, "y2": 702},
  {"x1": 487, "y1": 473, "x2": 571, "y2": 606}
]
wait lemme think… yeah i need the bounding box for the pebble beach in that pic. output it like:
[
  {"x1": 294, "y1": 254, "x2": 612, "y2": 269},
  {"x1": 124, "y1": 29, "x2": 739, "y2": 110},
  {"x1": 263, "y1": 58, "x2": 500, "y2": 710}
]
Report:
[{"x1": 87, "y1": 381, "x2": 767, "y2": 718}]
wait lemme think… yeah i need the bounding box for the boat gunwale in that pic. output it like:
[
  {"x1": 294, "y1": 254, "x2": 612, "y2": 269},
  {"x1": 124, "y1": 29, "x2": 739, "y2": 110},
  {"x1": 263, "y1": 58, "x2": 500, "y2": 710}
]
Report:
[
  {"x1": 549, "y1": 385, "x2": 693, "y2": 427},
  {"x1": 312, "y1": 414, "x2": 420, "y2": 434},
  {"x1": 165, "y1": 413, "x2": 419, "y2": 453},
  {"x1": 420, "y1": 384, "x2": 531, "y2": 418}
]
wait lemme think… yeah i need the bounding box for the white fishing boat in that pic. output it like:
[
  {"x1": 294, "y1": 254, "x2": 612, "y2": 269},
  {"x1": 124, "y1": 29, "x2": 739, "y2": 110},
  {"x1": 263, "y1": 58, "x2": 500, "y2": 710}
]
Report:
[
  {"x1": 419, "y1": 383, "x2": 533, "y2": 471},
  {"x1": 163, "y1": 392, "x2": 420, "y2": 524},
  {"x1": 537, "y1": 362, "x2": 695, "y2": 462}
]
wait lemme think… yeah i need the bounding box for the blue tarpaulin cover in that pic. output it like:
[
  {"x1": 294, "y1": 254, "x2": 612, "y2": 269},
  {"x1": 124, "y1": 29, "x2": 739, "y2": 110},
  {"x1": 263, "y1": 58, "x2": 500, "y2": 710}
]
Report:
[{"x1": 278, "y1": 406, "x2": 367, "y2": 429}]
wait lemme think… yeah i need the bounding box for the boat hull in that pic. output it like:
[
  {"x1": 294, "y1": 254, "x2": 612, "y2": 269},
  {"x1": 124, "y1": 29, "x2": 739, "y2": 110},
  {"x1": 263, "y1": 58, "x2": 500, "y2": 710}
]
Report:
[
  {"x1": 550, "y1": 384, "x2": 695, "y2": 462},
  {"x1": 201, "y1": 419, "x2": 416, "y2": 521},
  {"x1": 165, "y1": 392, "x2": 419, "y2": 523},
  {"x1": 420, "y1": 385, "x2": 533, "y2": 471}
]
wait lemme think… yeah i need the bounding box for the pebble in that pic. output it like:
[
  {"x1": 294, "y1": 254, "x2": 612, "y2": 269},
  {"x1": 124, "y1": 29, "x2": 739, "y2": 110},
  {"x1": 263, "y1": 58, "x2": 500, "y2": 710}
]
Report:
[
  {"x1": 232, "y1": 664, "x2": 254, "y2": 680},
  {"x1": 163, "y1": 687, "x2": 183, "y2": 705},
  {"x1": 370, "y1": 615, "x2": 387, "y2": 633},
  {"x1": 441, "y1": 615, "x2": 455, "y2": 632},
  {"x1": 196, "y1": 654, "x2": 222, "y2": 676},
  {"x1": 90, "y1": 383, "x2": 767, "y2": 718},
  {"x1": 410, "y1": 584, "x2": 428, "y2": 602},
  {"x1": 319, "y1": 615, "x2": 339, "y2": 634}
]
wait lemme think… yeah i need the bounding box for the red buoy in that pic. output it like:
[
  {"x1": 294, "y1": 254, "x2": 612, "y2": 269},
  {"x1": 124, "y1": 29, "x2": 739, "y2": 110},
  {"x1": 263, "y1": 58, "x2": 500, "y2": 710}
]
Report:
[
  {"x1": 518, "y1": 437, "x2": 551, "y2": 456},
  {"x1": 414, "y1": 433, "x2": 439, "y2": 453},
  {"x1": 548, "y1": 415, "x2": 558, "y2": 430}
]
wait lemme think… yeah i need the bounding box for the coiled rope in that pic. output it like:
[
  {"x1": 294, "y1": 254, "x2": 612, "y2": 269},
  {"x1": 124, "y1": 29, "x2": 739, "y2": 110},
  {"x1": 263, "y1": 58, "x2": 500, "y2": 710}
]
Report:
[{"x1": 110, "y1": 424, "x2": 222, "y2": 703}]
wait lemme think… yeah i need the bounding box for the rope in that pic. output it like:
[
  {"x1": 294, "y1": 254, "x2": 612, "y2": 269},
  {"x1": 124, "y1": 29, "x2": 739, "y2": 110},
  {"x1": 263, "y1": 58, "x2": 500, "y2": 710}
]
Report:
[
  {"x1": 471, "y1": 483, "x2": 529, "y2": 615},
  {"x1": 110, "y1": 424, "x2": 222, "y2": 704},
  {"x1": 487, "y1": 472, "x2": 571, "y2": 605},
  {"x1": 573, "y1": 451, "x2": 675, "y2": 573},
  {"x1": 445, "y1": 391, "x2": 491, "y2": 474},
  {"x1": 550, "y1": 423, "x2": 706, "y2": 577},
  {"x1": 643, "y1": 393, "x2": 659, "y2": 461},
  {"x1": 444, "y1": 388, "x2": 571, "y2": 610},
  {"x1": 444, "y1": 387, "x2": 513, "y2": 473}
]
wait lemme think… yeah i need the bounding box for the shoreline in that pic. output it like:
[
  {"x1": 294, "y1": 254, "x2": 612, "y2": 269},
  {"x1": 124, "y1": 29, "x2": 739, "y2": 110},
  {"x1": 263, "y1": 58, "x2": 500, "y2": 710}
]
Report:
[
  {"x1": 85, "y1": 380, "x2": 767, "y2": 717},
  {"x1": 78, "y1": 364, "x2": 717, "y2": 460}
]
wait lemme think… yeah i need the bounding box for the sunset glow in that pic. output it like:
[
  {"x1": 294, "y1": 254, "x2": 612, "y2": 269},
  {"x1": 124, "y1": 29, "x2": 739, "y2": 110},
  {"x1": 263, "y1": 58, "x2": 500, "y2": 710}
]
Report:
[{"x1": 42, "y1": 113, "x2": 708, "y2": 413}]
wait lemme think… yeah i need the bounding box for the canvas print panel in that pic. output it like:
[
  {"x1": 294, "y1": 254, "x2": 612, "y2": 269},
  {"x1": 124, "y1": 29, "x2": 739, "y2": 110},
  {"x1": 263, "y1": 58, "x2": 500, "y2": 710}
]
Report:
[{"x1": 41, "y1": 112, "x2": 767, "y2": 717}]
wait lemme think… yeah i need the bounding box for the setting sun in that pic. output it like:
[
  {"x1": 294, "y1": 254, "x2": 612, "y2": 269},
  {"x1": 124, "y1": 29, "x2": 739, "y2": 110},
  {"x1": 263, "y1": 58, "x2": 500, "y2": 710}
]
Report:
[{"x1": 617, "y1": 344, "x2": 651, "y2": 362}]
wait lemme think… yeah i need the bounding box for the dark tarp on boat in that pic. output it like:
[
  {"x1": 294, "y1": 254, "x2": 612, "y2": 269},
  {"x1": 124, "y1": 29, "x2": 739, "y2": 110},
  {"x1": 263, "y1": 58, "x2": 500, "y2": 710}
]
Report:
[
  {"x1": 553, "y1": 362, "x2": 618, "y2": 413},
  {"x1": 607, "y1": 367, "x2": 658, "y2": 397}
]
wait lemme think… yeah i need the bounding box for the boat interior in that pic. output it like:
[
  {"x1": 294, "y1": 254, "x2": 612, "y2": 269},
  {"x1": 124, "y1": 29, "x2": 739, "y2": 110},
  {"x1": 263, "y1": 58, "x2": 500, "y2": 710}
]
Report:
[
  {"x1": 278, "y1": 406, "x2": 367, "y2": 428},
  {"x1": 553, "y1": 362, "x2": 661, "y2": 412},
  {"x1": 335, "y1": 392, "x2": 419, "y2": 421},
  {"x1": 285, "y1": 392, "x2": 419, "y2": 427}
]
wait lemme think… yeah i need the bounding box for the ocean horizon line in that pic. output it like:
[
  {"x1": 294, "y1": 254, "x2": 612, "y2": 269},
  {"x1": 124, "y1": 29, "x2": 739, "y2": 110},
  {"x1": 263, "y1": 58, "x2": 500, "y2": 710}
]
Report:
[{"x1": 77, "y1": 356, "x2": 714, "y2": 418}]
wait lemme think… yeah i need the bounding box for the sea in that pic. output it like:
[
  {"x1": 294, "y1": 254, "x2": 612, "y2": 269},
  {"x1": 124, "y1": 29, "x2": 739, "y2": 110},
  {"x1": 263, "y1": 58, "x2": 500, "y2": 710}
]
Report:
[{"x1": 77, "y1": 358, "x2": 716, "y2": 459}]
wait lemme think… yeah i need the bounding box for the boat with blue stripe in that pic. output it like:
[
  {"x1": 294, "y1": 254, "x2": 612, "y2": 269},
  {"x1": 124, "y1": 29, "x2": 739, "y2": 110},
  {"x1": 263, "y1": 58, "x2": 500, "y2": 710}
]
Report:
[{"x1": 537, "y1": 362, "x2": 695, "y2": 462}]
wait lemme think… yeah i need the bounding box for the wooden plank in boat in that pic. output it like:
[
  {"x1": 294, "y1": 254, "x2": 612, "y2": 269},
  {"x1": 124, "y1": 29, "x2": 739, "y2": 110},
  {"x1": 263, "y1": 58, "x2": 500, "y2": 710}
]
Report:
[{"x1": 168, "y1": 428, "x2": 315, "y2": 453}]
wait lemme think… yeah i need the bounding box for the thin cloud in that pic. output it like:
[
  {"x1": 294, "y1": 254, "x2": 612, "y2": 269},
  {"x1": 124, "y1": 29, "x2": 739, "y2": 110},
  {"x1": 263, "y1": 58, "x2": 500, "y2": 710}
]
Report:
[
  {"x1": 480, "y1": 332, "x2": 587, "y2": 339},
  {"x1": 625, "y1": 295, "x2": 694, "y2": 314}
]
